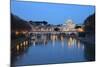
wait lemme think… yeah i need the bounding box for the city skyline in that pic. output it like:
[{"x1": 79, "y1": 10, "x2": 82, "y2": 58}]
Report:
[{"x1": 11, "y1": 1, "x2": 95, "y2": 66}]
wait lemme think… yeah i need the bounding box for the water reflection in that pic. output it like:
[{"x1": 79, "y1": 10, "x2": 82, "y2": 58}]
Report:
[
  {"x1": 61, "y1": 35, "x2": 64, "y2": 48},
  {"x1": 67, "y1": 37, "x2": 73, "y2": 47},
  {"x1": 11, "y1": 34, "x2": 95, "y2": 66},
  {"x1": 16, "y1": 44, "x2": 19, "y2": 51}
]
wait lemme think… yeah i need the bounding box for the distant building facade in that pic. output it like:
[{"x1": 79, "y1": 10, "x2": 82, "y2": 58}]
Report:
[{"x1": 62, "y1": 19, "x2": 76, "y2": 31}]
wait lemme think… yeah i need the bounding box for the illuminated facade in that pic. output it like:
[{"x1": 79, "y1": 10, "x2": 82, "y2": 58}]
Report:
[{"x1": 62, "y1": 19, "x2": 76, "y2": 31}]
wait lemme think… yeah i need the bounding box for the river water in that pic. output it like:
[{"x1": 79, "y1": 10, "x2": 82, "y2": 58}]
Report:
[{"x1": 11, "y1": 34, "x2": 95, "y2": 66}]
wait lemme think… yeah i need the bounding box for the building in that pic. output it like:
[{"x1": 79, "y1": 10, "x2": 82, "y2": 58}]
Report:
[{"x1": 62, "y1": 19, "x2": 76, "y2": 31}]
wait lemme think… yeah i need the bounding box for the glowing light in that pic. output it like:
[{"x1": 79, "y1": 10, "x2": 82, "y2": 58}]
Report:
[
  {"x1": 26, "y1": 41, "x2": 28, "y2": 45},
  {"x1": 22, "y1": 31, "x2": 26, "y2": 34},
  {"x1": 20, "y1": 43, "x2": 23, "y2": 47},
  {"x1": 23, "y1": 41, "x2": 26, "y2": 46},
  {"x1": 67, "y1": 37, "x2": 77, "y2": 48},
  {"x1": 16, "y1": 31, "x2": 19, "y2": 35},
  {"x1": 77, "y1": 28, "x2": 84, "y2": 32},
  {"x1": 16, "y1": 45, "x2": 19, "y2": 51}
]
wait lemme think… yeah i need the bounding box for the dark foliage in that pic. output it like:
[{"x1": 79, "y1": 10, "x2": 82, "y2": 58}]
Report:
[
  {"x1": 84, "y1": 13, "x2": 95, "y2": 33},
  {"x1": 54, "y1": 27, "x2": 60, "y2": 31},
  {"x1": 75, "y1": 25, "x2": 82, "y2": 29},
  {"x1": 29, "y1": 20, "x2": 48, "y2": 26},
  {"x1": 11, "y1": 14, "x2": 32, "y2": 31}
]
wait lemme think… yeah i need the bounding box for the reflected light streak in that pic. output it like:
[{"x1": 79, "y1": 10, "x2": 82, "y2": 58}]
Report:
[
  {"x1": 61, "y1": 35, "x2": 64, "y2": 48},
  {"x1": 33, "y1": 41, "x2": 36, "y2": 46},
  {"x1": 77, "y1": 40, "x2": 81, "y2": 48},
  {"x1": 25, "y1": 41, "x2": 28, "y2": 45},
  {"x1": 20, "y1": 43, "x2": 23, "y2": 47},
  {"x1": 23, "y1": 41, "x2": 26, "y2": 46},
  {"x1": 16, "y1": 44, "x2": 19, "y2": 51},
  {"x1": 67, "y1": 37, "x2": 77, "y2": 48},
  {"x1": 67, "y1": 37, "x2": 73, "y2": 47},
  {"x1": 51, "y1": 35, "x2": 56, "y2": 47}
]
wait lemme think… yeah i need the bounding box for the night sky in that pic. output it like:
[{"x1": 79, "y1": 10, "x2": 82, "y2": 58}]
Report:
[{"x1": 11, "y1": 0, "x2": 95, "y2": 25}]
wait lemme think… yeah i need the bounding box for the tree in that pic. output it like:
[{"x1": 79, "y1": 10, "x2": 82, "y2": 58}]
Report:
[
  {"x1": 11, "y1": 13, "x2": 32, "y2": 31},
  {"x1": 75, "y1": 25, "x2": 82, "y2": 29},
  {"x1": 84, "y1": 13, "x2": 95, "y2": 33},
  {"x1": 43, "y1": 21, "x2": 48, "y2": 25},
  {"x1": 54, "y1": 27, "x2": 60, "y2": 31}
]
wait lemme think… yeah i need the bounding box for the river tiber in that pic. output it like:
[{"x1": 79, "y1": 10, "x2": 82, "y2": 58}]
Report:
[{"x1": 11, "y1": 17, "x2": 95, "y2": 66}]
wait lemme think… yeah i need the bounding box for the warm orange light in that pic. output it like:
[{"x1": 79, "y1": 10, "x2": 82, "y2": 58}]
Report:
[
  {"x1": 77, "y1": 28, "x2": 84, "y2": 32},
  {"x1": 16, "y1": 31, "x2": 19, "y2": 35}
]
